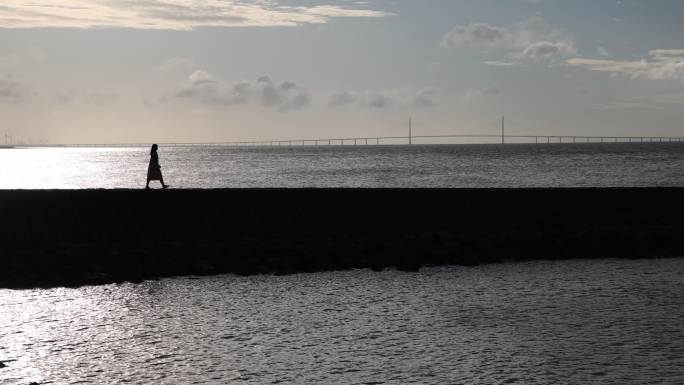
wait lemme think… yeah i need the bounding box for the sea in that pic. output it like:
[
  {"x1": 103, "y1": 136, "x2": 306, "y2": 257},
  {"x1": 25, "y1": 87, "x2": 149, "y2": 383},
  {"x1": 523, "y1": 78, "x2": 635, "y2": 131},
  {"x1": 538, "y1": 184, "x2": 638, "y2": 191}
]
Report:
[
  {"x1": 0, "y1": 142, "x2": 682, "y2": 189},
  {"x1": 1, "y1": 259, "x2": 683, "y2": 384},
  {"x1": 1, "y1": 143, "x2": 683, "y2": 384}
]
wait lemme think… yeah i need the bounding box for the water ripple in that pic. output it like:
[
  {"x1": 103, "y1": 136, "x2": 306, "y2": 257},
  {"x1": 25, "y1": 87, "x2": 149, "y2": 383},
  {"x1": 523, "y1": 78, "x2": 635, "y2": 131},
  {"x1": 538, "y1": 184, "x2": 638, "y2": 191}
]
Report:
[{"x1": 1, "y1": 258, "x2": 683, "y2": 384}]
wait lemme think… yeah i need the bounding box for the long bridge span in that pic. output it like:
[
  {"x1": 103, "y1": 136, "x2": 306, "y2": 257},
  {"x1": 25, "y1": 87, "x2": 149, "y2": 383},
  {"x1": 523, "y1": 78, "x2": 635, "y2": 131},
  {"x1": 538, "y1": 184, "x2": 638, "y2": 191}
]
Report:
[
  {"x1": 7, "y1": 117, "x2": 684, "y2": 148},
  {"x1": 31, "y1": 133, "x2": 684, "y2": 148}
]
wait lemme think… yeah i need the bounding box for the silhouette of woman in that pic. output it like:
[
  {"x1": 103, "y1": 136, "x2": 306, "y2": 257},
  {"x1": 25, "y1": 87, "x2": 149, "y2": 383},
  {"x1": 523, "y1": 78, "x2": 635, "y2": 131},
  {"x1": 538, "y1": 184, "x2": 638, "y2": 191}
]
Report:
[{"x1": 146, "y1": 144, "x2": 169, "y2": 189}]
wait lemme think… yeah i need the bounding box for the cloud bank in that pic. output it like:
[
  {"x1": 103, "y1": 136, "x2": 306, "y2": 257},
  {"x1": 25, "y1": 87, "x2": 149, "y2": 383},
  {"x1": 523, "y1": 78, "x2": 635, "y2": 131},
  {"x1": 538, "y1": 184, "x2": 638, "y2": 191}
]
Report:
[
  {"x1": 173, "y1": 70, "x2": 311, "y2": 112},
  {"x1": 567, "y1": 49, "x2": 684, "y2": 81},
  {"x1": 0, "y1": 1, "x2": 392, "y2": 29}
]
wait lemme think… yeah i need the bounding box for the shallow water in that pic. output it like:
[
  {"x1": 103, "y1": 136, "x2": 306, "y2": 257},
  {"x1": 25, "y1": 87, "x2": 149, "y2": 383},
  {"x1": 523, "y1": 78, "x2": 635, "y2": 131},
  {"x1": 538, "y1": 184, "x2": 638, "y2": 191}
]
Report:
[
  {"x1": 1, "y1": 258, "x2": 683, "y2": 384},
  {"x1": 0, "y1": 142, "x2": 683, "y2": 189}
]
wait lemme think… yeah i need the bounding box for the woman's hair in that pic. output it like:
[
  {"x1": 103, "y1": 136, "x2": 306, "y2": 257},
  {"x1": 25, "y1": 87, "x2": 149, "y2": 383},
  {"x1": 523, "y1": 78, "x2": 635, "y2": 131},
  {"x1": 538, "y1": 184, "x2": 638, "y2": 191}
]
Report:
[{"x1": 150, "y1": 144, "x2": 158, "y2": 154}]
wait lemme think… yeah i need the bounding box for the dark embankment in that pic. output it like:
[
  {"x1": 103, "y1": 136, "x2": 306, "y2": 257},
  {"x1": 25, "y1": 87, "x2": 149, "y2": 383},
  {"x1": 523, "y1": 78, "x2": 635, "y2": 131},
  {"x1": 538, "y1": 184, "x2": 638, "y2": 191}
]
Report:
[{"x1": 1, "y1": 188, "x2": 683, "y2": 288}]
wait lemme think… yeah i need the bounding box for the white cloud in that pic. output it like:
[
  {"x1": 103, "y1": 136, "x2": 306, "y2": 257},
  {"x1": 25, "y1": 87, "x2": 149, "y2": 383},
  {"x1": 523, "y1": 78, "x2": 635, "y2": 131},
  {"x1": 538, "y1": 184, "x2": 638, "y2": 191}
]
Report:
[
  {"x1": 567, "y1": 49, "x2": 684, "y2": 81},
  {"x1": 521, "y1": 41, "x2": 576, "y2": 60},
  {"x1": 597, "y1": 46, "x2": 610, "y2": 57},
  {"x1": 0, "y1": 1, "x2": 392, "y2": 30},
  {"x1": 442, "y1": 17, "x2": 575, "y2": 62},
  {"x1": 189, "y1": 70, "x2": 216, "y2": 85}
]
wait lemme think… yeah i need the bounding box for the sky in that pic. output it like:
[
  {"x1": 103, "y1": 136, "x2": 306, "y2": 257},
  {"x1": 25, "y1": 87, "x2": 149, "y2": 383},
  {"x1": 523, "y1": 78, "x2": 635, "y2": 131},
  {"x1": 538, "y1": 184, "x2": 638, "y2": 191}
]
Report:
[{"x1": 0, "y1": 0, "x2": 683, "y2": 144}]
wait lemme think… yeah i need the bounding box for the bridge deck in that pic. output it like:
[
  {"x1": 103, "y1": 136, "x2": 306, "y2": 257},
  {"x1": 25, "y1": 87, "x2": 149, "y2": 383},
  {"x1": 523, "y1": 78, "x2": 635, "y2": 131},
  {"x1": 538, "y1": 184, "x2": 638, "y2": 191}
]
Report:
[{"x1": 22, "y1": 134, "x2": 684, "y2": 148}]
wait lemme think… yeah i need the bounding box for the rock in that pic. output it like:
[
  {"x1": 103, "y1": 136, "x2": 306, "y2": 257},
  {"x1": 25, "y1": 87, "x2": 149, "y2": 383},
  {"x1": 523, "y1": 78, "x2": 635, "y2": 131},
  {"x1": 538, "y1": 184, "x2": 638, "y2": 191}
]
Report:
[
  {"x1": 1, "y1": 188, "x2": 683, "y2": 289},
  {"x1": 0, "y1": 361, "x2": 5, "y2": 368}
]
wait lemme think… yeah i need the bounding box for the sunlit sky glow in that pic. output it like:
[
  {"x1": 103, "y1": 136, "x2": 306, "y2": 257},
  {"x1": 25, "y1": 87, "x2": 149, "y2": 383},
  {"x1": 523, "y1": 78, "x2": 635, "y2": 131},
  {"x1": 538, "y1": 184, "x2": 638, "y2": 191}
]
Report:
[{"x1": 0, "y1": 0, "x2": 683, "y2": 144}]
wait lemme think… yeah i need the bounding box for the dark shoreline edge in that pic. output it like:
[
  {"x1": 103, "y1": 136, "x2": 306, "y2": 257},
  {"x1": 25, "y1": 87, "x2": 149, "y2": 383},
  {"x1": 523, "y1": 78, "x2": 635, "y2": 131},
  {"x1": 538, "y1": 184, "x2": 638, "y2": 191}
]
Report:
[{"x1": 1, "y1": 188, "x2": 682, "y2": 289}]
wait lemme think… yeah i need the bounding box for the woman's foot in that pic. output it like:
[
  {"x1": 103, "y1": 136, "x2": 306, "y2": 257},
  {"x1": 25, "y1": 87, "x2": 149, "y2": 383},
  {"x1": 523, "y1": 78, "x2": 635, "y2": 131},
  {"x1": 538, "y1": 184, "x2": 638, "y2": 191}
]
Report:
[{"x1": 162, "y1": 184, "x2": 170, "y2": 189}]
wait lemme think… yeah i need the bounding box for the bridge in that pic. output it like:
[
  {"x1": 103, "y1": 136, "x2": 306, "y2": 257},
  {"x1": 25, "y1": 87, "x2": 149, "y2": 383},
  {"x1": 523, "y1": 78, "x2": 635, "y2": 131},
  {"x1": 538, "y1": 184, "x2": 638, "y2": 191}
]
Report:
[
  {"x1": 6, "y1": 117, "x2": 684, "y2": 147},
  {"x1": 31, "y1": 134, "x2": 684, "y2": 148}
]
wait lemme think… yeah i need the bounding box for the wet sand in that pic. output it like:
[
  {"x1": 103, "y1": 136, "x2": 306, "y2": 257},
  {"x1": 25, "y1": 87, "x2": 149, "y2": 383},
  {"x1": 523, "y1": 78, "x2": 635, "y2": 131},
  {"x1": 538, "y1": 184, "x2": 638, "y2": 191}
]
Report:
[{"x1": 0, "y1": 188, "x2": 682, "y2": 288}]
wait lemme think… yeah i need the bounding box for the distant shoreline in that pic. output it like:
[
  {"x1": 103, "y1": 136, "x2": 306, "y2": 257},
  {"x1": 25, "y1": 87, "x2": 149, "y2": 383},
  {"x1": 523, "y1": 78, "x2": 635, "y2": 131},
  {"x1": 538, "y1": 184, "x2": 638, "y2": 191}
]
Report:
[
  {"x1": 7, "y1": 141, "x2": 684, "y2": 149},
  {"x1": 1, "y1": 188, "x2": 682, "y2": 289}
]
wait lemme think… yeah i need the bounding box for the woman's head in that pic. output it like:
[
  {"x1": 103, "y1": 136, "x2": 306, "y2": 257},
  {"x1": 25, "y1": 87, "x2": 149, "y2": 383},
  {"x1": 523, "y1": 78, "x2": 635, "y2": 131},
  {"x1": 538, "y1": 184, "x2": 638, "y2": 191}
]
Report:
[{"x1": 151, "y1": 144, "x2": 158, "y2": 153}]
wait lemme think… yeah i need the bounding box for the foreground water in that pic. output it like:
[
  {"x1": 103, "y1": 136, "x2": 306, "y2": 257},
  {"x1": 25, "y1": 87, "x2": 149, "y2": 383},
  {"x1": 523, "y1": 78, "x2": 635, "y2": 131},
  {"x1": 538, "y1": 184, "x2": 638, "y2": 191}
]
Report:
[
  {"x1": 1, "y1": 143, "x2": 683, "y2": 189},
  {"x1": 1, "y1": 258, "x2": 683, "y2": 384}
]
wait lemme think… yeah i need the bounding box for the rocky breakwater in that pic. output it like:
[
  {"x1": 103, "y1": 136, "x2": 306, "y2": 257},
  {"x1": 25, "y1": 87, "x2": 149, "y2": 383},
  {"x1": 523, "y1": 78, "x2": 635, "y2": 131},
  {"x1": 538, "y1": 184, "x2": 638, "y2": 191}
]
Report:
[{"x1": 0, "y1": 188, "x2": 682, "y2": 288}]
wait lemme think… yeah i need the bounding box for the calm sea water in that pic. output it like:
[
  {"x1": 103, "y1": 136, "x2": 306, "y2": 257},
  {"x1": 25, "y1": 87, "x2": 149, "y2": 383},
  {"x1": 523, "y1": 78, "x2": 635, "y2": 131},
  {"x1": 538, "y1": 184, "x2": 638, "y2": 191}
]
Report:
[
  {"x1": 0, "y1": 143, "x2": 683, "y2": 189},
  {"x1": 1, "y1": 259, "x2": 683, "y2": 384}
]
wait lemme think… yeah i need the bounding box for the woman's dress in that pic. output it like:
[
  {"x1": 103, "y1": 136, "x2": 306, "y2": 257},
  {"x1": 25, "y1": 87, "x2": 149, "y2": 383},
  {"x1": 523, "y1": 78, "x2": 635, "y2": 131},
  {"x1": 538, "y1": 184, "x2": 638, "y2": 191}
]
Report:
[{"x1": 147, "y1": 151, "x2": 163, "y2": 181}]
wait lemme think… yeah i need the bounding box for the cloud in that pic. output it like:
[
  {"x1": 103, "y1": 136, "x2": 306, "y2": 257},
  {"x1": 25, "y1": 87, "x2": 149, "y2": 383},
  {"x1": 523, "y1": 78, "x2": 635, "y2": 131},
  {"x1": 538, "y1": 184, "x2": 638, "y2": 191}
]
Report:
[
  {"x1": 597, "y1": 46, "x2": 610, "y2": 58},
  {"x1": 443, "y1": 17, "x2": 575, "y2": 62},
  {"x1": 328, "y1": 91, "x2": 392, "y2": 109},
  {"x1": 361, "y1": 94, "x2": 392, "y2": 109},
  {"x1": 85, "y1": 92, "x2": 118, "y2": 106},
  {"x1": 175, "y1": 73, "x2": 251, "y2": 106},
  {"x1": 521, "y1": 41, "x2": 576, "y2": 60},
  {"x1": 329, "y1": 88, "x2": 438, "y2": 110},
  {"x1": 255, "y1": 76, "x2": 311, "y2": 112},
  {"x1": 483, "y1": 60, "x2": 517, "y2": 67},
  {"x1": 595, "y1": 93, "x2": 684, "y2": 111},
  {"x1": 0, "y1": 75, "x2": 26, "y2": 102},
  {"x1": 566, "y1": 49, "x2": 684, "y2": 81},
  {"x1": 441, "y1": 23, "x2": 508, "y2": 48},
  {"x1": 56, "y1": 90, "x2": 78, "y2": 104},
  {"x1": 55, "y1": 90, "x2": 118, "y2": 106},
  {"x1": 328, "y1": 91, "x2": 357, "y2": 107},
  {"x1": 156, "y1": 57, "x2": 196, "y2": 75},
  {"x1": 593, "y1": 101, "x2": 665, "y2": 111},
  {"x1": 189, "y1": 69, "x2": 216, "y2": 85},
  {"x1": 641, "y1": 93, "x2": 684, "y2": 105},
  {"x1": 0, "y1": 1, "x2": 392, "y2": 30},
  {"x1": 465, "y1": 87, "x2": 501, "y2": 101},
  {"x1": 442, "y1": 17, "x2": 570, "y2": 50},
  {"x1": 407, "y1": 88, "x2": 437, "y2": 108},
  {"x1": 173, "y1": 71, "x2": 310, "y2": 112},
  {"x1": 0, "y1": 46, "x2": 46, "y2": 67}
]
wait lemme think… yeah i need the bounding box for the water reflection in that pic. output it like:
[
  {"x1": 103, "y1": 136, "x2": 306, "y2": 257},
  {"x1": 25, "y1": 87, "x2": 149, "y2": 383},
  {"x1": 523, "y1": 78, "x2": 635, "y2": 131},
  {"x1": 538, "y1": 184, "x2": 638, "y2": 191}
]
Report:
[
  {"x1": 1, "y1": 258, "x2": 683, "y2": 384},
  {"x1": 0, "y1": 143, "x2": 683, "y2": 189}
]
